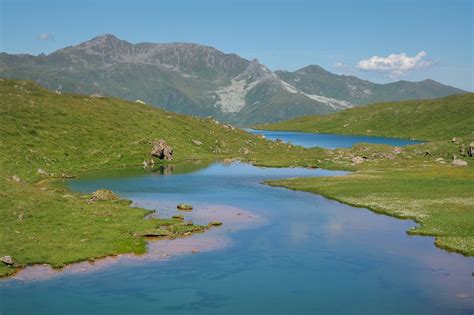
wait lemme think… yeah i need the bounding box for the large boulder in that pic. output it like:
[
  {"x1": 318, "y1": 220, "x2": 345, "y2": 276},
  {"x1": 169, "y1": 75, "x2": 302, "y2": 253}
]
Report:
[{"x1": 151, "y1": 139, "x2": 173, "y2": 161}]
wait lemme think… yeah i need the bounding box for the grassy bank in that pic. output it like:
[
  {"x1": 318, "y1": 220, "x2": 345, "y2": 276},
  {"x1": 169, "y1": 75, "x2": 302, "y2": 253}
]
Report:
[
  {"x1": 0, "y1": 80, "x2": 329, "y2": 277},
  {"x1": 267, "y1": 148, "x2": 474, "y2": 255},
  {"x1": 261, "y1": 95, "x2": 474, "y2": 256},
  {"x1": 256, "y1": 93, "x2": 474, "y2": 141}
]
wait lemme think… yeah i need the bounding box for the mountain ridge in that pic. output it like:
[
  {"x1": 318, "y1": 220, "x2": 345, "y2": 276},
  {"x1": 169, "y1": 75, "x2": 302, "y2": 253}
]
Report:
[{"x1": 0, "y1": 34, "x2": 465, "y2": 125}]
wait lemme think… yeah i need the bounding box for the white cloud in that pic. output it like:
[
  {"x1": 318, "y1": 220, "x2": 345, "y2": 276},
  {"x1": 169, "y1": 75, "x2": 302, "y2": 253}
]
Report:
[
  {"x1": 333, "y1": 61, "x2": 347, "y2": 69},
  {"x1": 38, "y1": 33, "x2": 54, "y2": 41},
  {"x1": 356, "y1": 51, "x2": 434, "y2": 77}
]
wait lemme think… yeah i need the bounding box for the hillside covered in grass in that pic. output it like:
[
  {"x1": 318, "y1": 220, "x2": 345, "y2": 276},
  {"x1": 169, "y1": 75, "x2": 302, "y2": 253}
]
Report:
[
  {"x1": 0, "y1": 79, "x2": 325, "y2": 277},
  {"x1": 258, "y1": 94, "x2": 474, "y2": 141}
]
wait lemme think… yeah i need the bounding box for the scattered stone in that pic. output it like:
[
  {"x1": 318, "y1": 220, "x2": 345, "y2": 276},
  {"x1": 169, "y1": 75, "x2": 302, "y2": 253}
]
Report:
[
  {"x1": 177, "y1": 204, "x2": 193, "y2": 211},
  {"x1": 436, "y1": 158, "x2": 445, "y2": 163},
  {"x1": 380, "y1": 153, "x2": 395, "y2": 160},
  {"x1": 351, "y1": 156, "x2": 364, "y2": 164},
  {"x1": 275, "y1": 138, "x2": 283, "y2": 143},
  {"x1": 142, "y1": 159, "x2": 155, "y2": 167},
  {"x1": 90, "y1": 189, "x2": 119, "y2": 201},
  {"x1": 242, "y1": 148, "x2": 250, "y2": 155},
  {"x1": 1, "y1": 256, "x2": 14, "y2": 266},
  {"x1": 223, "y1": 158, "x2": 237, "y2": 164},
  {"x1": 257, "y1": 134, "x2": 266, "y2": 139},
  {"x1": 60, "y1": 173, "x2": 75, "y2": 179},
  {"x1": 12, "y1": 175, "x2": 21, "y2": 182},
  {"x1": 135, "y1": 99, "x2": 146, "y2": 105},
  {"x1": 192, "y1": 139, "x2": 202, "y2": 146},
  {"x1": 172, "y1": 214, "x2": 184, "y2": 220},
  {"x1": 222, "y1": 124, "x2": 235, "y2": 130},
  {"x1": 452, "y1": 159, "x2": 468, "y2": 167},
  {"x1": 37, "y1": 168, "x2": 49, "y2": 176},
  {"x1": 151, "y1": 139, "x2": 173, "y2": 161},
  {"x1": 209, "y1": 221, "x2": 223, "y2": 227},
  {"x1": 468, "y1": 142, "x2": 474, "y2": 157},
  {"x1": 393, "y1": 147, "x2": 402, "y2": 154},
  {"x1": 452, "y1": 137, "x2": 459, "y2": 144}
]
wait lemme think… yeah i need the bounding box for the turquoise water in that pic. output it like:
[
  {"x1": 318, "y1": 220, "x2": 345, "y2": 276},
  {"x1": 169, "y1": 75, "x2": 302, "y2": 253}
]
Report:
[
  {"x1": 1, "y1": 136, "x2": 472, "y2": 314},
  {"x1": 246, "y1": 129, "x2": 422, "y2": 148}
]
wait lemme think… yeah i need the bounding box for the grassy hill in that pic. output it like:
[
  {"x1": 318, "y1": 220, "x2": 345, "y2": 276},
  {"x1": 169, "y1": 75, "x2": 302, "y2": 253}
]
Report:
[
  {"x1": 0, "y1": 80, "x2": 472, "y2": 278},
  {"x1": 0, "y1": 79, "x2": 324, "y2": 277},
  {"x1": 258, "y1": 93, "x2": 474, "y2": 141}
]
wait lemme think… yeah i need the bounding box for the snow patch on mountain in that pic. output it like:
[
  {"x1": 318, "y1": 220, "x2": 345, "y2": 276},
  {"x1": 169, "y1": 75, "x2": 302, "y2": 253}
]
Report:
[{"x1": 280, "y1": 79, "x2": 352, "y2": 109}]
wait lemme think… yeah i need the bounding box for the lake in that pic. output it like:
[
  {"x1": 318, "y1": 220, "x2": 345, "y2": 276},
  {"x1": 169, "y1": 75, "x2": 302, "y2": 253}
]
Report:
[
  {"x1": 0, "y1": 133, "x2": 471, "y2": 315},
  {"x1": 246, "y1": 129, "x2": 422, "y2": 148}
]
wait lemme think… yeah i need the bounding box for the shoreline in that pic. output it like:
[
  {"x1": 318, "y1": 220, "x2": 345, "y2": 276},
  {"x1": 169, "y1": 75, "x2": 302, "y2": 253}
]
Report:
[{"x1": 2, "y1": 204, "x2": 265, "y2": 282}]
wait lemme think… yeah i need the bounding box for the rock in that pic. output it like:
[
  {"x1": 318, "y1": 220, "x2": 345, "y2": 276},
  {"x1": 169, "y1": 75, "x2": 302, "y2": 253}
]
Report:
[
  {"x1": 191, "y1": 249, "x2": 199, "y2": 253},
  {"x1": 37, "y1": 168, "x2": 49, "y2": 176},
  {"x1": 172, "y1": 214, "x2": 184, "y2": 220},
  {"x1": 468, "y1": 142, "x2": 474, "y2": 157},
  {"x1": 209, "y1": 221, "x2": 223, "y2": 227},
  {"x1": 90, "y1": 189, "x2": 119, "y2": 201},
  {"x1": 1, "y1": 256, "x2": 14, "y2": 266},
  {"x1": 452, "y1": 137, "x2": 459, "y2": 144},
  {"x1": 380, "y1": 153, "x2": 395, "y2": 160},
  {"x1": 257, "y1": 134, "x2": 266, "y2": 139},
  {"x1": 151, "y1": 139, "x2": 173, "y2": 161},
  {"x1": 351, "y1": 156, "x2": 364, "y2": 164},
  {"x1": 177, "y1": 204, "x2": 193, "y2": 211},
  {"x1": 192, "y1": 139, "x2": 202, "y2": 146},
  {"x1": 222, "y1": 124, "x2": 235, "y2": 130},
  {"x1": 452, "y1": 159, "x2": 467, "y2": 167},
  {"x1": 135, "y1": 99, "x2": 146, "y2": 105},
  {"x1": 60, "y1": 173, "x2": 75, "y2": 179},
  {"x1": 12, "y1": 175, "x2": 21, "y2": 182},
  {"x1": 275, "y1": 138, "x2": 283, "y2": 143},
  {"x1": 184, "y1": 220, "x2": 194, "y2": 226},
  {"x1": 393, "y1": 147, "x2": 402, "y2": 154}
]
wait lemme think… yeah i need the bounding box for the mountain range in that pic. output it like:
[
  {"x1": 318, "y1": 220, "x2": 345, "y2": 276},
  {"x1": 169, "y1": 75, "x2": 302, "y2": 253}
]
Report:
[{"x1": 0, "y1": 34, "x2": 465, "y2": 125}]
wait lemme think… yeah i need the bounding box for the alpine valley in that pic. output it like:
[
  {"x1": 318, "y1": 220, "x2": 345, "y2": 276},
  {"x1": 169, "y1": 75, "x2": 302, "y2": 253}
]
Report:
[{"x1": 0, "y1": 34, "x2": 465, "y2": 125}]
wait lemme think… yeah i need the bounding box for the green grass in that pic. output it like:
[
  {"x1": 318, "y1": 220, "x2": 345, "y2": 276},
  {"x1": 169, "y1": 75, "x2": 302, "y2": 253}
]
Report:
[
  {"x1": 257, "y1": 93, "x2": 474, "y2": 141},
  {"x1": 1, "y1": 79, "x2": 473, "y2": 278},
  {"x1": 0, "y1": 79, "x2": 327, "y2": 277},
  {"x1": 260, "y1": 94, "x2": 474, "y2": 255},
  {"x1": 267, "y1": 158, "x2": 474, "y2": 256}
]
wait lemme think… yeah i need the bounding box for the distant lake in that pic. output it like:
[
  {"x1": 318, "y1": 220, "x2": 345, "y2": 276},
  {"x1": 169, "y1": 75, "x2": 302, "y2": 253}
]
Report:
[
  {"x1": 246, "y1": 129, "x2": 422, "y2": 149},
  {"x1": 1, "y1": 160, "x2": 471, "y2": 315}
]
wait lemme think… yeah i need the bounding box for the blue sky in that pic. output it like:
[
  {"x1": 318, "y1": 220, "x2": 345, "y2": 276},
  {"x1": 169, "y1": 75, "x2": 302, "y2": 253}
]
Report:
[{"x1": 1, "y1": 0, "x2": 472, "y2": 90}]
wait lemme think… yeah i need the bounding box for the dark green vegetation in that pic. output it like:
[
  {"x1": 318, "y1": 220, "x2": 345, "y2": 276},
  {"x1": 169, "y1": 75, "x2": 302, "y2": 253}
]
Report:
[
  {"x1": 0, "y1": 79, "x2": 326, "y2": 277},
  {"x1": 263, "y1": 95, "x2": 474, "y2": 256},
  {"x1": 258, "y1": 93, "x2": 474, "y2": 141},
  {"x1": 0, "y1": 34, "x2": 464, "y2": 125}
]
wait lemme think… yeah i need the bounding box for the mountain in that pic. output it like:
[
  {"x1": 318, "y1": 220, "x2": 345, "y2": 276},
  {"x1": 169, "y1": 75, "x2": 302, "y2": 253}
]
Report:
[
  {"x1": 0, "y1": 34, "x2": 465, "y2": 125},
  {"x1": 275, "y1": 65, "x2": 466, "y2": 105},
  {"x1": 257, "y1": 93, "x2": 474, "y2": 141}
]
